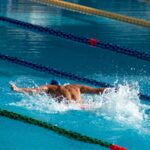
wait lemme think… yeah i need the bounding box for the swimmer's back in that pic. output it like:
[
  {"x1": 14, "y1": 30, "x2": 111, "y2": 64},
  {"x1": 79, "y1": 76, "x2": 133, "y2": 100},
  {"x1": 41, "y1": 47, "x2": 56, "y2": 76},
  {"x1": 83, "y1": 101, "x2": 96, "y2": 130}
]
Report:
[{"x1": 47, "y1": 84, "x2": 81, "y2": 102}]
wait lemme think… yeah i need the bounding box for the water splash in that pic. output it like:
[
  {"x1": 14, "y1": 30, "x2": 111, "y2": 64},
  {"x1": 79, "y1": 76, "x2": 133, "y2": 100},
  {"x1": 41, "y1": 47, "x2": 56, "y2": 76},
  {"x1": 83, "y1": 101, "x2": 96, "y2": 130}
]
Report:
[
  {"x1": 86, "y1": 83, "x2": 150, "y2": 133},
  {"x1": 8, "y1": 82, "x2": 150, "y2": 131},
  {"x1": 88, "y1": 83, "x2": 147, "y2": 125},
  {"x1": 9, "y1": 93, "x2": 82, "y2": 113}
]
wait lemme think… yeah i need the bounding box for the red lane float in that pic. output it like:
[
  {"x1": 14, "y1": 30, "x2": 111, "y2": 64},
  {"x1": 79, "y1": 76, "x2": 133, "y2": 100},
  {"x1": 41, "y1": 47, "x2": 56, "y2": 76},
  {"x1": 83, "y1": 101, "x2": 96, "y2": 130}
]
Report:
[
  {"x1": 88, "y1": 38, "x2": 98, "y2": 46},
  {"x1": 110, "y1": 144, "x2": 127, "y2": 150}
]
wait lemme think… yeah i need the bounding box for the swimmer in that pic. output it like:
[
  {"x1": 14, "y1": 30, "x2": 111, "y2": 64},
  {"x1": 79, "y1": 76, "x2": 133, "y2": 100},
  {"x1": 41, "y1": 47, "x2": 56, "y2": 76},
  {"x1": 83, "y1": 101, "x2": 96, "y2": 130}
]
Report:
[{"x1": 10, "y1": 80, "x2": 108, "y2": 104}]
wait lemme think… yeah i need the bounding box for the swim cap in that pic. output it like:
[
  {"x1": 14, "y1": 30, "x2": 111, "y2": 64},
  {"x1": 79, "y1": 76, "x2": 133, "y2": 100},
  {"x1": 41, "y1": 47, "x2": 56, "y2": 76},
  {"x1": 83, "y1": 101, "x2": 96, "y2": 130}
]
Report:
[{"x1": 50, "y1": 80, "x2": 60, "y2": 85}]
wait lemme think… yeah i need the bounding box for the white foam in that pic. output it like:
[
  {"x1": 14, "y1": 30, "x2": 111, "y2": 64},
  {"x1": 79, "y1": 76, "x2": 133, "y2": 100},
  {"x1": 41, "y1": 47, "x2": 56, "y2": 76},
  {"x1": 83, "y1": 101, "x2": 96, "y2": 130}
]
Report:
[
  {"x1": 92, "y1": 84, "x2": 143, "y2": 121},
  {"x1": 83, "y1": 83, "x2": 150, "y2": 132},
  {"x1": 8, "y1": 82, "x2": 150, "y2": 131},
  {"x1": 9, "y1": 92, "x2": 82, "y2": 114}
]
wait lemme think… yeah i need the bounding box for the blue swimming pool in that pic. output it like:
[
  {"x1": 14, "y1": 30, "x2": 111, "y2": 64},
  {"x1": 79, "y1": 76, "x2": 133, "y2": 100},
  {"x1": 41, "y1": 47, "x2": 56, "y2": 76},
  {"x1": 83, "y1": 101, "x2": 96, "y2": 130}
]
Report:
[{"x1": 0, "y1": 0, "x2": 150, "y2": 150}]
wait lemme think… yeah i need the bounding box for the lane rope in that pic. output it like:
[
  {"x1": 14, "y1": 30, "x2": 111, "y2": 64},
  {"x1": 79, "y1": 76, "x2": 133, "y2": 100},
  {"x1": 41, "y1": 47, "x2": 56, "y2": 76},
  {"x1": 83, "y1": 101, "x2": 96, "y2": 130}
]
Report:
[
  {"x1": 31, "y1": 0, "x2": 150, "y2": 28},
  {"x1": 0, "y1": 109, "x2": 127, "y2": 150},
  {"x1": 0, "y1": 52, "x2": 150, "y2": 101},
  {"x1": 0, "y1": 16, "x2": 150, "y2": 63}
]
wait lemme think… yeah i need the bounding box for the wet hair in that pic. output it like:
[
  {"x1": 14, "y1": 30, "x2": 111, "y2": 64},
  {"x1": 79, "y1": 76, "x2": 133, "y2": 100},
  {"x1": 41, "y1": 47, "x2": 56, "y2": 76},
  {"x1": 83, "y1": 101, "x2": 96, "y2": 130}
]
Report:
[{"x1": 50, "y1": 80, "x2": 60, "y2": 85}]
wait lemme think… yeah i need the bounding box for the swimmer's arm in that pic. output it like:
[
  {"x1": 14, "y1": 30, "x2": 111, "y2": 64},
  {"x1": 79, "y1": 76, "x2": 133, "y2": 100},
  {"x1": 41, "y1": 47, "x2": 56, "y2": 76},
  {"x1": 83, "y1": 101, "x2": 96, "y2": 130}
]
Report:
[
  {"x1": 10, "y1": 83, "x2": 49, "y2": 94},
  {"x1": 76, "y1": 85, "x2": 107, "y2": 94}
]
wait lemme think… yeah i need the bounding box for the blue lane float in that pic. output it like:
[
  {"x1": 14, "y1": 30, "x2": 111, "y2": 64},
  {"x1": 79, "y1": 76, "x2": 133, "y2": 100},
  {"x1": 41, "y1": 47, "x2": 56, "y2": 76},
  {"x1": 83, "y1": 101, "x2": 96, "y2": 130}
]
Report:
[
  {"x1": 0, "y1": 52, "x2": 149, "y2": 101},
  {"x1": 0, "y1": 16, "x2": 150, "y2": 62}
]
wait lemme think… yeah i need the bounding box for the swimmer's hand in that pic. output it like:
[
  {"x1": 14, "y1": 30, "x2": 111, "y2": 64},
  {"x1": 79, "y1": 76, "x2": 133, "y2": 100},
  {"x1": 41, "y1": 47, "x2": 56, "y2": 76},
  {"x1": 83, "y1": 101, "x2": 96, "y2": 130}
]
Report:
[
  {"x1": 104, "y1": 87, "x2": 119, "y2": 94},
  {"x1": 10, "y1": 83, "x2": 18, "y2": 91}
]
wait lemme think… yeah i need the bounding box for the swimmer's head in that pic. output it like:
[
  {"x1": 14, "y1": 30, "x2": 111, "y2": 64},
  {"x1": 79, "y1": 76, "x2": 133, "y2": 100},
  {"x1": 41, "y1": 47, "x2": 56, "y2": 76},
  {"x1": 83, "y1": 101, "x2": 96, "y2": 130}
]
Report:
[{"x1": 50, "y1": 80, "x2": 60, "y2": 85}]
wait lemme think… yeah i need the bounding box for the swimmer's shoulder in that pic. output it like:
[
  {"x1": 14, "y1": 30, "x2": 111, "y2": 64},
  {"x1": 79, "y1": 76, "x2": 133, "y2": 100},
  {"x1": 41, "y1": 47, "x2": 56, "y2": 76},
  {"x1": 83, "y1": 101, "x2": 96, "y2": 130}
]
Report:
[
  {"x1": 64, "y1": 84, "x2": 80, "y2": 88},
  {"x1": 47, "y1": 84, "x2": 59, "y2": 91}
]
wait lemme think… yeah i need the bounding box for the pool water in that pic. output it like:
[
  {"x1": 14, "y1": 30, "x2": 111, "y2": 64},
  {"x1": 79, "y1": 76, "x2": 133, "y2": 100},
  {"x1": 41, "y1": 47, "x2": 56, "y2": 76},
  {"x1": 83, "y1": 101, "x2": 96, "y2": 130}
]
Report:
[{"x1": 0, "y1": 0, "x2": 150, "y2": 150}]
